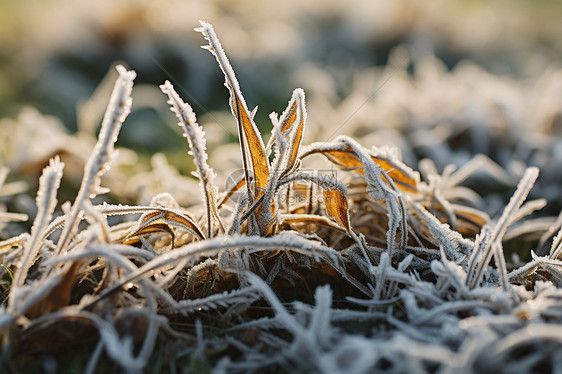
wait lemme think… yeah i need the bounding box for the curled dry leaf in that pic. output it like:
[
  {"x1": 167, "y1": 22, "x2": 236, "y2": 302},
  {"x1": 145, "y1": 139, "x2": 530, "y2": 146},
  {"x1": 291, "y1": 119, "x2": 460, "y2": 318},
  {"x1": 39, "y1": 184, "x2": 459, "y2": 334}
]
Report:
[
  {"x1": 302, "y1": 144, "x2": 418, "y2": 193},
  {"x1": 323, "y1": 189, "x2": 352, "y2": 233},
  {"x1": 123, "y1": 209, "x2": 204, "y2": 247}
]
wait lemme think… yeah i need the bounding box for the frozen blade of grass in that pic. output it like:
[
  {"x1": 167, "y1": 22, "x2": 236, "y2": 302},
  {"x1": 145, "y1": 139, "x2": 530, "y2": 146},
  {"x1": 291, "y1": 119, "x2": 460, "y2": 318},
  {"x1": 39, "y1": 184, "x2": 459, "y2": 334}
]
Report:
[
  {"x1": 280, "y1": 169, "x2": 348, "y2": 193},
  {"x1": 160, "y1": 80, "x2": 223, "y2": 238},
  {"x1": 0, "y1": 212, "x2": 28, "y2": 222},
  {"x1": 507, "y1": 199, "x2": 547, "y2": 226},
  {"x1": 493, "y1": 323, "x2": 562, "y2": 356},
  {"x1": 83, "y1": 200, "x2": 111, "y2": 244},
  {"x1": 308, "y1": 285, "x2": 332, "y2": 344},
  {"x1": 228, "y1": 192, "x2": 249, "y2": 235},
  {"x1": 258, "y1": 89, "x2": 306, "y2": 234},
  {"x1": 282, "y1": 89, "x2": 306, "y2": 173},
  {"x1": 468, "y1": 167, "x2": 539, "y2": 289},
  {"x1": 507, "y1": 255, "x2": 541, "y2": 283},
  {"x1": 10, "y1": 157, "x2": 64, "y2": 308},
  {"x1": 343, "y1": 136, "x2": 408, "y2": 255},
  {"x1": 390, "y1": 335, "x2": 459, "y2": 369},
  {"x1": 549, "y1": 222, "x2": 562, "y2": 259},
  {"x1": 301, "y1": 139, "x2": 419, "y2": 193},
  {"x1": 371, "y1": 252, "x2": 391, "y2": 301},
  {"x1": 160, "y1": 287, "x2": 260, "y2": 314},
  {"x1": 196, "y1": 21, "x2": 269, "y2": 202},
  {"x1": 278, "y1": 169, "x2": 367, "y2": 261},
  {"x1": 524, "y1": 252, "x2": 562, "y2": 285},
  {"x1": 492, "y1": 241, "x2": 510, "y2": 291},
  {"x1": 466, "y1": 225, "x2": 491, "y2": 283},
  {"x1": 0, "y1": 233, "x2": 29, "y2": 254},
  {"x1": 55, "y1": 65, "x2": 136, "y2": 256},
  {"x1": 411, "y1": 299, "x2": 487, "y2": 325},
  {"x1": 412, "y1": 202, "x2": 472, "y2": 261},
  {"x1": 94, "y1": 202, "x2": 205, "y2": 240}
]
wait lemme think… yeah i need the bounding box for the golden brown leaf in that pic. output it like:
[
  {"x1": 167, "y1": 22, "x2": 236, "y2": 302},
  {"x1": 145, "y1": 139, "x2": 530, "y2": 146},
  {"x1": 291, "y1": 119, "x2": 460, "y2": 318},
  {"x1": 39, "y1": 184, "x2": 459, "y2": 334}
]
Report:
[
  {"x1": 233, "y1": 95, "x2": 270, "y2": 191},
  {"x1": 323, "y1": 189, "x2": 352, "y2": 232},
  {"x1": 124, "y1": 209, "x2": 204, "y2": 246},
  {"x1": 197, "y1": 21, "x2": 269, "y2": 195},
  {"x1": 269, "y1": 89, "x2": 306, "y2": 173},
  {"x1": 281, "y1": 214, "x2": 348, "y2": 233},
  {"x1": 303, "y1": 147, "x2": 418, "y2": 193},
  {"x1": 124, "y1": 222, "x2": 175, "y2": 247}
]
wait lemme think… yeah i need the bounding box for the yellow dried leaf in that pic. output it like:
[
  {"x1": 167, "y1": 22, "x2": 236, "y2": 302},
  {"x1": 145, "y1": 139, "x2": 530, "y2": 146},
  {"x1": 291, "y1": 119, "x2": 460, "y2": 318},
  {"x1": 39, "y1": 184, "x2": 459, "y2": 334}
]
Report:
[
  {"x1": 125, "y1": 209, "x2": 204, "y2": 244},
  {"x1": 162, "y1": 211, "x2": 205, "y2": 239},
  {"x1": 323, "y1": 189, "x2": 351, "y2": 232},
  {"x1": 281, "y1": 214, "x2": 348, "y2": 233},
  {"x1": 304, "y1": 147, "x2": 418, "y2": 193},
  {"x1": 233, "y1": 95, "x2": 270, "y2": 191},
  {"x1": 286, "y1": 115, "x2": 305, "y2": 172},
  {"x1": 269, "y1": 89, "x2": 306, "y2": 173},
  {"x1": 197, "y1": 21, "x2": 269, "y2": 195},
  {"x1": 124, "y1": 222, "x2": 176, "y2": 247}
]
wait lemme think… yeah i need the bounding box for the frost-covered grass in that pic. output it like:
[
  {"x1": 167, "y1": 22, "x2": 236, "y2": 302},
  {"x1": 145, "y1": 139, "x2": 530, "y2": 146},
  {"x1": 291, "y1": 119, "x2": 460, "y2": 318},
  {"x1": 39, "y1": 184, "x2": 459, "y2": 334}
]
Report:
[{"x1": 1, "y1": 20, "x2": 562, "y2": 373}]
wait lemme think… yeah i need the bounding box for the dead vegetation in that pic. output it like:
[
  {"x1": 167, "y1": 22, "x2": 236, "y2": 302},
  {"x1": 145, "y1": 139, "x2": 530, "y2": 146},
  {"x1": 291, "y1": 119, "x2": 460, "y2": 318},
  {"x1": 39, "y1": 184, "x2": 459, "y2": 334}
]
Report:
[{"x1": 1, "y1": 21, "x2": 562, "y2": 373}]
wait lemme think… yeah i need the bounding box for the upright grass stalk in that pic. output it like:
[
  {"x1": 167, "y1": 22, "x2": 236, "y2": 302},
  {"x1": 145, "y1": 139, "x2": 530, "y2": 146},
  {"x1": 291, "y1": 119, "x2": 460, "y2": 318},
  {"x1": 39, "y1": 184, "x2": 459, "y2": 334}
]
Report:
[
  {"x1": 54, "y1": 65, "x2": 135, "y2": 256},
  {"x1": 160, "y1": 81, "x2": 223, "y2": 238},
  {"x1": 10, "y1": 157, "x2": 64, "y2": 306},
  {"x1": 467, "y1": 167, "x2": 539, "y2": 289}
]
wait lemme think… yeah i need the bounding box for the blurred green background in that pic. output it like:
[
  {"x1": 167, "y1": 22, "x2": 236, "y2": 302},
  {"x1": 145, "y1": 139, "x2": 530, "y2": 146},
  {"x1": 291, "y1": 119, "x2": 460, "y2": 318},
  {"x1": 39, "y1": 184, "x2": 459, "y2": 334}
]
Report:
[{"x1": 2, "y1": 0, "x2": 561, "y2": 148}]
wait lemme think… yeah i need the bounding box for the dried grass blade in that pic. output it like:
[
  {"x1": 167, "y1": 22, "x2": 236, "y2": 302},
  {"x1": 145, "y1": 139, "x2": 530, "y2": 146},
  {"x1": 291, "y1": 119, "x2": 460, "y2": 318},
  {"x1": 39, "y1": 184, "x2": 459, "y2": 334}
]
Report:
[
  {"x1": 160, "y1": 81, "x2": 223, "y2": 238},
  {"x1": 161, "y1": 211, "x2": 205, "y2": 239},
  {"x1": 217, "y1": 175, "x2": 246, "y2": 208},
  {"x1": 285, "y1": 89, "x2": 306, "y2": 173},
  {"x1": 55, "y1": 65, "x2": 136, "y2": 256},
  {"x1": 196, "y1": 21, "x2": 269, "y2": 196},
  {"x1": 302, "y1": 144, "x2": 418, "y2": 193},
  {"x1": 468, "y1": 167, "x2": 539, "y2": 289},
  {"x1": 0, "y1": 212, "x2": 28, "y2": 222},
  {"x1": 11, "y1": 157, "x2": 64, "y2": 302},
  {"x1": 123, "y1": 222, "x2": 175, "y2": 248},
  {"x1": 280, "y1": 214, "x2": 348, "y2": 233},
  {"x1": 97, "y1": 205, "x2": 204, "y2": 241},
  {"x1": 267, "y1": 88, "x2": 307, "y2": 173},
  {"x1": 322, "y1": 189, "x2": 352, "y2": 233}
]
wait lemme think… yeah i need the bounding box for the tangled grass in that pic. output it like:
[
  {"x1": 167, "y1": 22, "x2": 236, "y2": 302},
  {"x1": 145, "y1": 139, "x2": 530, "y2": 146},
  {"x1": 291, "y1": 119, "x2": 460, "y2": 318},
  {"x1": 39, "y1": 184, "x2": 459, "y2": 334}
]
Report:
[{"x1": 1, "y1": 21, "x2": 562, "y2": 373}]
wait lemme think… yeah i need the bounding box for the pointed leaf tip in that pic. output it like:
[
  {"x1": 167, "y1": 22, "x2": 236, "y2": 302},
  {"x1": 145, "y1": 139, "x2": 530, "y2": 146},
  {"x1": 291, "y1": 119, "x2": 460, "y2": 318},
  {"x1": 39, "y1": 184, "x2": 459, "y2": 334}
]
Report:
[
  {"x1": 323, "y1": 189, "x2": 352, "y2": 232},
  {"x1": 115, "y1": 64, "x2": 137, "y2": 80}
]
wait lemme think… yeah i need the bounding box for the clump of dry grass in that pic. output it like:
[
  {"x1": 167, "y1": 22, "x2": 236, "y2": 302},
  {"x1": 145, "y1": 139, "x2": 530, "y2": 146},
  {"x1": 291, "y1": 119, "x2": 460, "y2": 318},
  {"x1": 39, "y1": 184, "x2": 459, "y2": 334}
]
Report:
[{"x1": 1, "y1": 21, "x2": 562, "y2": 373}]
